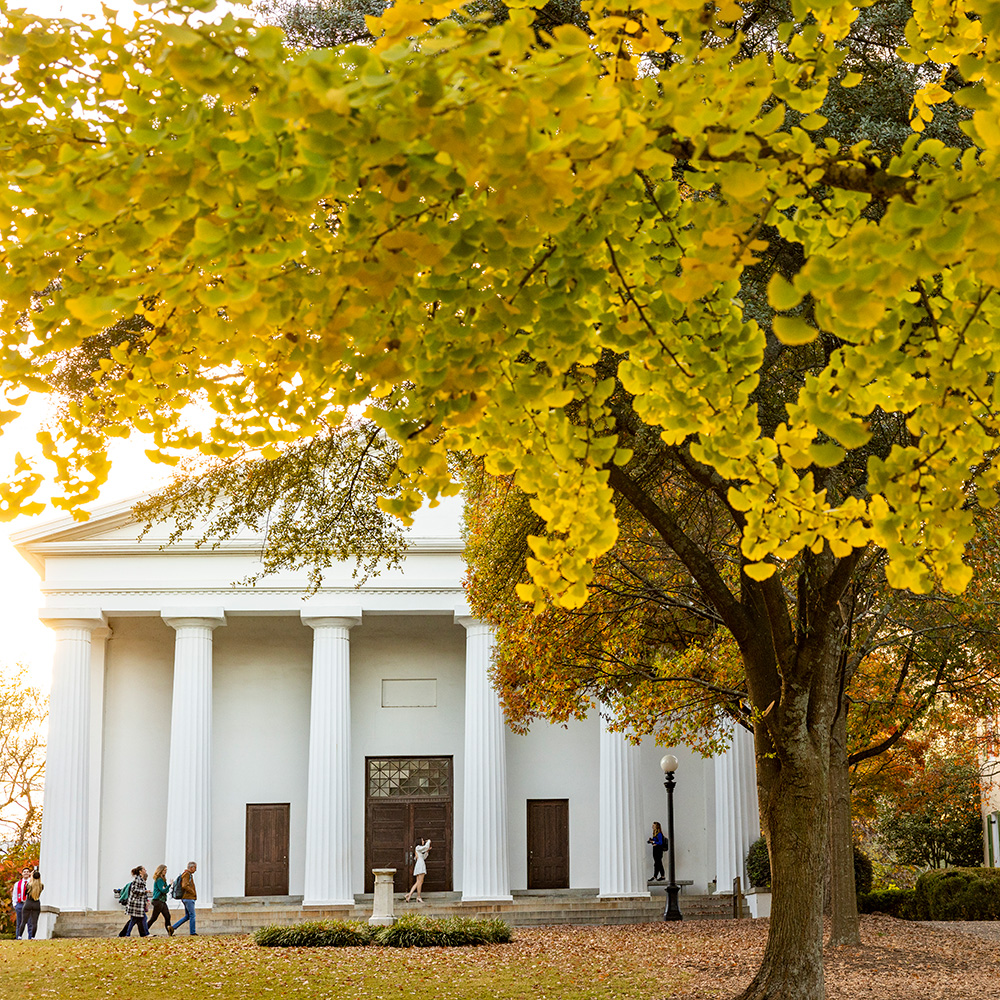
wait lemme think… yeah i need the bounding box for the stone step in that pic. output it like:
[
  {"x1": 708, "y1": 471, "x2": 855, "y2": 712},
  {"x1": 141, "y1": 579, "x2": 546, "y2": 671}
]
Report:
[{"x1": 54, "y1": 894, "x2": 745, "y2": 938}]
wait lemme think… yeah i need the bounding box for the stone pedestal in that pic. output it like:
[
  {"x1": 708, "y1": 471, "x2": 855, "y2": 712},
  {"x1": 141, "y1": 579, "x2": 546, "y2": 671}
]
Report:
[
  {"x1": 746, "y1": 889, "x2": 772, "y2": 918},
  {"x1": 369, "y1": 869, "x2": 397, "y2": 927}
]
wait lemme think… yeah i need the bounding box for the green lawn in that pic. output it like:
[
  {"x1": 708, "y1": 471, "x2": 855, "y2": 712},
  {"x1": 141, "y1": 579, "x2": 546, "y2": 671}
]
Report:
[{"x1": 0, "y1": 928, "x2": 684, "y2": 1000}]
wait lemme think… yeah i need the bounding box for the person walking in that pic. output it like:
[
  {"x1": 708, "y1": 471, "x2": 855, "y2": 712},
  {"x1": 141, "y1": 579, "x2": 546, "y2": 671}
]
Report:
[
  {"x1": 11, "y1": 867, "x2": 31, "y2": 940},
  {"x1": 647, "y1": 821, "x2": 666, "y2": 881},
  {"x1": 21, "y1": 870, "x2": 44, "y2": 940},
  {"x1": 147, "y1": 865, "x2": 174, "y2": 936},
  {"x1": 404, "y1": 838, "x2": 431, "y2": 903},
  {"x1": 171, "y1": 861, "x2": 198, "y2": 935},
  {"x1": 118, "y1": 866, "x2": 151, "y2": 937}
]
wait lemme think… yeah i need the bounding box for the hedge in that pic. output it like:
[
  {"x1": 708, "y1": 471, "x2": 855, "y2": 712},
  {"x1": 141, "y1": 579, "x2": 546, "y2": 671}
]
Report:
[
  {"x1": 254, "y1": 915, "x2": 512, "y2": 948},
  {"x1": 857, "y1": 888, "x2": 916, "y2": 918},
  {"x1": 909, "y1": 867, "x2": 1000, "y2": 921},
  {"x1": 254, "y1": 919, "x2": 372, "y2": 947},
  {"x1": 372, "y1": 915, "x2": 512, "y2": 948}
]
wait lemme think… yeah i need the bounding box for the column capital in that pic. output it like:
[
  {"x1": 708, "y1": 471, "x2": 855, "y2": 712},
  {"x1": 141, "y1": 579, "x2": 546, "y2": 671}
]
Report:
[
  {"x1": 301, "y1": 607, "x2": 362, "y2": 630},
  {"x1": 162, "y1": 609, "x2": 227, "y2": 631},
  {"x1": 454, "y1": 614, "x2": 490, "y2": 636},
  {"x1": 39, "y1": 610, "x2": 107, "y2": 632}
]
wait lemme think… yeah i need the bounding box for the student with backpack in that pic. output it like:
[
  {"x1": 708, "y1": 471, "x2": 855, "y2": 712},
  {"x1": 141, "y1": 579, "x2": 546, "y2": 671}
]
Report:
[
  {"x1": 170, "y1": 861, "x2": 198, "y2": 935},
  {"x1": 147, "y1": 865, "x2": 175, "y2": 935},
  {"x1": 118, "y1": 866, "x2": 150, "y2": 937}
]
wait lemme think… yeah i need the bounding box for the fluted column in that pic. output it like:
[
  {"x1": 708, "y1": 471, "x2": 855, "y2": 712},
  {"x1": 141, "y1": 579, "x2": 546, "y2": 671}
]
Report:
[
  {"x1": 457, "y1": 616, "x2": 512, "y2": 901},
  {"x1": 598, "y1": 709, "x2": 650, "y2": 898},
  {"x1": 302, "y1": 610, "x2": 361, "y2": 906},
  {"x1": 714, "y1": 720, "x2": 760, "y2": 890},
  {"x1": 38, "y1": 611, "x2": 107, "y2": 912},
  {"x1": 163, "y1": 610, "x2": 225, "y2": 907}
]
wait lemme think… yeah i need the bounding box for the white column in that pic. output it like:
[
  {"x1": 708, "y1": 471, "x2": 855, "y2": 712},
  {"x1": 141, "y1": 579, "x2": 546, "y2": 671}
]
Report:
[
  {"x1": 38, "y1": 611, "x2": 107, "y2": 913},
  {"x1": 457, "y1": 615, "x2": 512, "y2": 901},
  {"x1": 301, "y1": 610, "x2": 361, "y2": 907},
  {"x1": 598, "y1": 709, "x2": 650, "y2": 898},
  {"x1": 714, "y1": 719, "x2": 760, "y2": 891},
  {"x1": 163, "y1": 610, "x2": 225, "y2": 908}
]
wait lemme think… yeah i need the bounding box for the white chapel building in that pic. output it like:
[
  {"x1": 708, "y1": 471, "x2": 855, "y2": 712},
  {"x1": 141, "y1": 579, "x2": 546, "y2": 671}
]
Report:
[{"x1": 13, "y1": 493, "x2": 760, "y2": 931}]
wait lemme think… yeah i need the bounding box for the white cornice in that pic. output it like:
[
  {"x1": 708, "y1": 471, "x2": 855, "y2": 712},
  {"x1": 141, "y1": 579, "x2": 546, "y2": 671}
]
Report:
[{"x1": 9, "y1": 492, "x2": 152, "y2": 546}]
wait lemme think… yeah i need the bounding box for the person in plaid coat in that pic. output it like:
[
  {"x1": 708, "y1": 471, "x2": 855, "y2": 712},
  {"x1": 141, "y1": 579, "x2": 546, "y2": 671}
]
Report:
[{"x1": 118, "y1": 866, "x2": 150, "y2": 937}]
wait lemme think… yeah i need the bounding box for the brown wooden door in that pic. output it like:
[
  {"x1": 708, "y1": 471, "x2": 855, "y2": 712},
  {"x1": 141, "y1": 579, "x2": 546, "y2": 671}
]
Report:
[
  {"x1": 245, "y1": 803, "x2": 290, "y2": 896},
  {"x1": 365, "y1": 799, "x2": 453, "y2": 893},
  {"x1": 365, "y1": 757, "x2": 453, "y2": 894},
  {"x1": 527, "y1": 799, "x2": 569, "y2": 889}
]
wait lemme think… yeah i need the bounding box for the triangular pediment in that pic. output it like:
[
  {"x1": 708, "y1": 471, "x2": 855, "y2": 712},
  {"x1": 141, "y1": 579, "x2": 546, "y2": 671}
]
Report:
[{"x1": 10, "y1": 489, "x2": 463, "y2": 574}]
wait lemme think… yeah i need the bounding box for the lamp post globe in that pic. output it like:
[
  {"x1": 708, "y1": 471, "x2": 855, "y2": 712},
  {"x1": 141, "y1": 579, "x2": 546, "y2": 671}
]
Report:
[{"x1": 660, "y1": 755, "x2": 683, "y2": 921}]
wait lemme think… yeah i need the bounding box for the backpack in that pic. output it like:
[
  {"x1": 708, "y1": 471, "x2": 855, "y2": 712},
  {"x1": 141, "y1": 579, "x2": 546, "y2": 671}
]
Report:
[
  {"x1": 118, "y1": 885, "x2": 130, "y2": 907},
  {"x1": 170, "y1": 874, "x2": 184, "y2": 899}
]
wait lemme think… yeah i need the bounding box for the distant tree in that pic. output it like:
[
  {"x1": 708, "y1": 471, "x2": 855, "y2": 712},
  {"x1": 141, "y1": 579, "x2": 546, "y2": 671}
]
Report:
[
  {"x1": 872, "y1": 750, "x2": 986, "y2": 869},
  {"x1": 0, "y1": 665, "x2": 45, "y2": 851}
]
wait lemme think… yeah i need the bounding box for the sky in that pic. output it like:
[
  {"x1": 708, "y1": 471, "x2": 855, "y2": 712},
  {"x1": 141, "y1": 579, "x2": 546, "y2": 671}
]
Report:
[{"x1": 2, "y1": 0, "x2": 247, "y2": 691}]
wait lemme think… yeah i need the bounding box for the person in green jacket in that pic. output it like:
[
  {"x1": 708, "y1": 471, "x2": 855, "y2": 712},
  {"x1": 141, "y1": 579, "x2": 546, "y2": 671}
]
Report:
[{"x1": 147, "y1": 864, "x2": 174, "y2": 936}]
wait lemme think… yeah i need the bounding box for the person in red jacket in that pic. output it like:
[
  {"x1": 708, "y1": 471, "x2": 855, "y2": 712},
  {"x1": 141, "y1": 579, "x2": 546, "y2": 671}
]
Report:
[{"x1": 10, "y1": 867, "x2": 31, "y2": 940}]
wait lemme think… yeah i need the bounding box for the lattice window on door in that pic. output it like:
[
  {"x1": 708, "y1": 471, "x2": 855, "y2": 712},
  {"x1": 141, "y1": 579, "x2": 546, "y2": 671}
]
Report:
[{"x1": 368, "y1": 757, "x2": 452, "y2": 798}]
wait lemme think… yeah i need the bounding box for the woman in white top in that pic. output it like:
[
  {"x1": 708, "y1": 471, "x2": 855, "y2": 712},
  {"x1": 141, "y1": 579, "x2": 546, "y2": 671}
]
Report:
[{"x1": 405, "y1": 838, "x2": 432, "y2": 903}]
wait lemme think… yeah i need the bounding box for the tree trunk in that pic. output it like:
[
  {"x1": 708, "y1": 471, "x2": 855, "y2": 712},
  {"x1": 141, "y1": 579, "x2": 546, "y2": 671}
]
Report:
[
  {"x1": 737, "y1": 722, "x2": 830, "y2": 1000},
  {"x1": 827, "y1": 707, "x2": 861, "y2": 946}
]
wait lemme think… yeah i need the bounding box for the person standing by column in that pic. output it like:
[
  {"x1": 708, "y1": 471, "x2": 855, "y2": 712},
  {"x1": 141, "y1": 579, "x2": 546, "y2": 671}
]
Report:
[
  {"x1": 11, "y1": 867, "x2": 31, "y2": 940},
  {"x1": 171, "y1": 861, "x2": 198, "y2": 935},
  {"x1": 21, "y1": 870, "x2": 44, "y2": 940},
  {"x1": 648, "y1": 822, "x2": 666, "y2": 881}
]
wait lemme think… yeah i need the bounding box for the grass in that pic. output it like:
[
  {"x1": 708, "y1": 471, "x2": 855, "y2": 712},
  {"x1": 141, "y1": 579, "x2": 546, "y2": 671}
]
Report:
[
  {"x1": 7, "y1": 916, "x2": 993, "y2": 1000},
  {"x1": 0, "y1": 926, "x2": 681, "y2": 1000}
]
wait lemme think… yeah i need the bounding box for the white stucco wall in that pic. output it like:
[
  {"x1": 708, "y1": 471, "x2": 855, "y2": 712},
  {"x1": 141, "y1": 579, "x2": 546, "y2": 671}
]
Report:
[
  {"x1": 212, "y1": 617, "x2": 312, "y2": 899},
  {"x1": 349, "y1": 614, "x2": 467, "y2": 891},
  {"x1": 98, "y1": 617, "x2": 174, "y2": 907}
]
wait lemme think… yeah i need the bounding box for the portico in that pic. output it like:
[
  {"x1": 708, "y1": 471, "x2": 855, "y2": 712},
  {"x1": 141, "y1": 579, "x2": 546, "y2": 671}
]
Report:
[{"x1": 13, "y1": 494, "x2": 758, "y2": 935}]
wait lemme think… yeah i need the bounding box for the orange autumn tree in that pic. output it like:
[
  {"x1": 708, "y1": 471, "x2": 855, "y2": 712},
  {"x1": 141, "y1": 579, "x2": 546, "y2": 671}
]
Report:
[{"x1": 466, "y1": 466, "x2": 1000, "y2": 941}]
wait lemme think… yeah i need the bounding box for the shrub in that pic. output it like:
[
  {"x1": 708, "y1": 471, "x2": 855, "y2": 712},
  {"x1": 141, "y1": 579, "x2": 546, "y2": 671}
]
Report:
[
  {"x1": 253, "y1": 915, "x2": 512, "y2": 948},
  {"x1": 254, "y1": 919, "x2": 372, "y2": 947},
  {"x1": 909, "y1": 867, "x2": 1000, "y2": 921},
  {"x1": 745, "y1": 838, "x2": 874, "y2": 895},
  {"x1": 746, "y1": 837, "x2": 771, "y2": 888},
  {"x1": 853, "y1": 847, "x2": 874, "y2": 895},
  {"x1": 857, "y1": 888, "x2": 916, "y2": 918},
  {"x1": 371, "y1": 915, "x2": 512, "y2": 948}
]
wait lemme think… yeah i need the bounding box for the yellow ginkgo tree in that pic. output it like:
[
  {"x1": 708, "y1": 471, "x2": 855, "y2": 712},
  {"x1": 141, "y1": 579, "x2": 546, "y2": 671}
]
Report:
[{"x1": 4, "y1": 1, "x2": 1000, "y2": 996}]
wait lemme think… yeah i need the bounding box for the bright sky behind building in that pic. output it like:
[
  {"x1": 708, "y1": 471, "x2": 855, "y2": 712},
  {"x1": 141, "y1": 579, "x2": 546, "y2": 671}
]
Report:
[{"x1": 2, "y1": 0, "x2": 246, "y2": 691}]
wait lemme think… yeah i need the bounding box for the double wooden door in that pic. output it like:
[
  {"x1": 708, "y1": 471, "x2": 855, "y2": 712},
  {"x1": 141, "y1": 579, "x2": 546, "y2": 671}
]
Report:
[
  {"x1": 365, "y1": 756, "x2": 453, "y2": 894},
  {"x1": 245, "y1": 802, "x2": 290, "y2": 896}
]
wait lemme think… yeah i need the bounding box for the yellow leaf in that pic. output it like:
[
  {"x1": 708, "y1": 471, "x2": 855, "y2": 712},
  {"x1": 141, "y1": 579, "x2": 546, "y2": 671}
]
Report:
[
  {"x1": 773, "y1": 316, "x2": 817, "y2": 345},
  {"x1": 744, "y1": 562, "x2": 776, "y2": 581}
]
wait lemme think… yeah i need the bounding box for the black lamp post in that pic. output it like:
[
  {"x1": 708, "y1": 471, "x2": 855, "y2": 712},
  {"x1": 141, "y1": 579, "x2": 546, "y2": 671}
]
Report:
[{"x1": 660, "y1": 754, "x2": 683, "y2": 921}]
